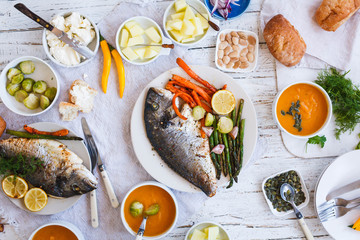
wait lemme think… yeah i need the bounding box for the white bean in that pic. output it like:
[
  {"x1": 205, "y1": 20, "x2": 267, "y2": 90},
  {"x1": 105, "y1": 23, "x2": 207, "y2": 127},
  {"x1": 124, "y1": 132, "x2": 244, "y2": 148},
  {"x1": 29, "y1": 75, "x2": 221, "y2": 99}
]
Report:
[
  {"x1": 217, "y1": 50, "x2": 224, "y2": 59},
  {"x1": 223, "y1": 56, "x2": 230, "y2": 64},
  {"x1": 218, "y1": 41, "x2": 228, "y2": 50}
]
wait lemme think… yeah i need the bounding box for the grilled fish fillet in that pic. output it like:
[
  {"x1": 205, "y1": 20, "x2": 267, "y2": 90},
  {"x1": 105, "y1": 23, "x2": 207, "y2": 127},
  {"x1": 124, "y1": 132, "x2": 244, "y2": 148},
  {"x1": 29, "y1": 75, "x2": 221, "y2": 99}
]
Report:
[
  {"x1": 0, "y1": 138, "x2": 97, "y2": 198},
  {"x1": 144, "y1": 87, "x2": 217, "y2": 197}
]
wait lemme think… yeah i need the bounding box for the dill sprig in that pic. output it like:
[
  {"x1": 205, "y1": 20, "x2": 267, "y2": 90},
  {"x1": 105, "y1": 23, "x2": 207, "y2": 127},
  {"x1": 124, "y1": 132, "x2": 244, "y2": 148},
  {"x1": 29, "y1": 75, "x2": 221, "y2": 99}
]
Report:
[
  {"x1": 315, "y1": 68, "x2": 360, "y2": 139},
  {"x1": 0, "y1": 154, "x2": 44, "y2": 177}
]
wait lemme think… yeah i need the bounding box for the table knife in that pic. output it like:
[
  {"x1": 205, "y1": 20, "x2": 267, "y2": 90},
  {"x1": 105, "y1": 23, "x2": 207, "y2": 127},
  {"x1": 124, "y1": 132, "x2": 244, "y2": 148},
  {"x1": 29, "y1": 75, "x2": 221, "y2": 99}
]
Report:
[
  {"x1": 14, "y1": 3, "x2": 95, "y2": 59},
  {"x1": 326, "y1": 180, "x2": 360, "y2": 201},
  {"x1": 81, "y1": 118, "x2": 120, "y2": 208},
  {"x1": 81, "y1": 119, "x2": 99, "y2": 228}
]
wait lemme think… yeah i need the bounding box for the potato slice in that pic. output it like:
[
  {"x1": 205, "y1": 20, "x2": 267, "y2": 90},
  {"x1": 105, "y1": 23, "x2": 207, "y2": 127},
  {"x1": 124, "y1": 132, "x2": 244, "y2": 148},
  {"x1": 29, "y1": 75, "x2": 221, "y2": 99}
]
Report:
[
  {"x1": 127, "y1": 35, "x2": 144, "y2": 46},
  {"x1": 144, "y1": 47, "x2": 158, "y2": 59},
  {"x1": 171, "y1": 12, "x2": 185, "y2": 20},
  {"x1": 129, "y1": 24, "x2": 144, "y2": 37},
  {"x1": 170, "y1": 19, "x2": 183, "y2": 31},
  {"x1": 196, "y1": 13, "x2": 209, "y2": 30},
  {"x1": 120, "y1": 29, "x2": 129, "y2": 48},
  {"x1": 169, "y1": 30, "x2": 184, "y2": 42},
  {"x1": 184, "y1": 6, "x2": 196, "y2": 20},
  {"x1": 122, "y1": 47, "x2": 139, "y2": 61},
  {"x1": 190, "y1": 17, "x2": 204, "y2": 36},
  {"x1": 180, "y1": 19, "x2": 195, "y2": 36},
  {"x1": 145, "y1": 27, "x2": 162, "y2": 43},
  {"x1": 174, "y1": 0, "x2": 187, "y2": 12},
  {"x1": 124, "y1": 21, "x2": 137, "y2": 31}
]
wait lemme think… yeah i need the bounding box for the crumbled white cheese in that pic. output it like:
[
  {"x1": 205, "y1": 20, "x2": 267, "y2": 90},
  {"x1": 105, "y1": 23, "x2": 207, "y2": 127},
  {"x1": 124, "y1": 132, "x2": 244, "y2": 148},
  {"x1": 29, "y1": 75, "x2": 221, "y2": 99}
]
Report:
[{"x1": 46, "y1": 12, "x2": 95, "y2": 66}]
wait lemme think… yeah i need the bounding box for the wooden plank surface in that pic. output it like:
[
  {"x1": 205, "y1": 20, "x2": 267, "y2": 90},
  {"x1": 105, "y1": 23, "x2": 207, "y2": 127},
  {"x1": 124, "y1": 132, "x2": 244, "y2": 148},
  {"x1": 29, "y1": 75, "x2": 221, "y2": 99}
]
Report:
[{"x1": 0, "y1": 0, "x2": 334, "y2": 239}]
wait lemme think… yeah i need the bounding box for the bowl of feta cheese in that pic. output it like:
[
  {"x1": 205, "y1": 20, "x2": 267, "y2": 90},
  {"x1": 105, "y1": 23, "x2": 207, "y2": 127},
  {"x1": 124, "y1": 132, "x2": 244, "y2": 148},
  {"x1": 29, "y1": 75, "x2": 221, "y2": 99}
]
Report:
[{"x1": 42, "y1": 12, "x2": 99, "y2": 68}]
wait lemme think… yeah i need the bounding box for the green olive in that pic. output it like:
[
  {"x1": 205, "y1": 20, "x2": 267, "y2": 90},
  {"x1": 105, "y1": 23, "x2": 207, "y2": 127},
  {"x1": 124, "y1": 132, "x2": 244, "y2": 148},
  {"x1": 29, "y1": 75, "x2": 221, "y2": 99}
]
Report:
[
  {"x1": 14, "y1": 90, "x2": 28, "y2": 103},
  {"x1": 6, "y1": 83, "x2": 21, "y2": 96},
  {"x1": 44, "y1": 87, "x2": 57, "y2": 101},
  {"x1": 33, "y1": 81, "x2": 47, "y2": 94},
  {"x1": 40, "y1": 95, "x2": 50, "y2": 110},
  {"x1": 23, "y1": 93, "x2": 40, "y2": 110},
  {"x1": 21, "y1": 78, "x2": 35, "y2": 93}
]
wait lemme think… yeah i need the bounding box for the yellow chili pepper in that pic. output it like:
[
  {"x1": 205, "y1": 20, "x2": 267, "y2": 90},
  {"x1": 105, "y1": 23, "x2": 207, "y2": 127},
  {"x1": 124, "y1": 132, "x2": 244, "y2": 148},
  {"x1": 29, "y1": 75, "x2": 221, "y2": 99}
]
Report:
[
  {"x1": 110, "y1": 49, "x2": 125, "y2": 98},
  {"x1": 100, "y1": 35, "x2": 111, "y2": 94},
  {"x1": 353, "y1": 217, "x2": 360, "y2": 231}
]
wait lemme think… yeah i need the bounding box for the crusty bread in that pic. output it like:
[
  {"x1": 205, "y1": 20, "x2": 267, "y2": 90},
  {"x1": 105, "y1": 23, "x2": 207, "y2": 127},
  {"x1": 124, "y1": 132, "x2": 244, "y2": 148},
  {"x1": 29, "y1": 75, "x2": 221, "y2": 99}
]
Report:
[
  {"x1": 315, "y1": 0, "x2": 360, "y2": 31},
  {"x1": 263, "y1": 14, "x2": 306, "y2": 67},
  {"x1": 69, "y1": 79, "x2": 97, "y2": 113},
  {"x1": 59, "y1": 102, "x2": 80, "y2": 121}
]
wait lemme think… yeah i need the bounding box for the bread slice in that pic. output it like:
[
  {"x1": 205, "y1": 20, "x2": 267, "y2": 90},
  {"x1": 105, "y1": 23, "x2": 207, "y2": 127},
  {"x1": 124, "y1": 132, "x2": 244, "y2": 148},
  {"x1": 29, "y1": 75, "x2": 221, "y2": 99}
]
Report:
[
  {"x1": 59, "y1": 102, "x2": 80, "y2": 121},
  {"x1": 69, "y1": 80, "x2": 97, "y2": 113},
  {"x1": 315, "y1": 0, "x2": 360, "y2": 31}
]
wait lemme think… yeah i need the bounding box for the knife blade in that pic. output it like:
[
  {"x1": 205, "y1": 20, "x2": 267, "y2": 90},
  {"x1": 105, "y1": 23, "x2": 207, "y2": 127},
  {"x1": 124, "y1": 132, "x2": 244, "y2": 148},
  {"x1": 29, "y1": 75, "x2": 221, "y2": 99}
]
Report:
[
  {"x1": 14, "y1": 3, "x2": 95, "y2": 59},
  {"x1": 81, "y1": 118, "x2": 120, "y2": 208},
  {"x1": 81, "y1": 118, "x2": 99, "y2": 228},
  {"x1": 326, "y1": 180, "x2": 360, "y2": 201}
]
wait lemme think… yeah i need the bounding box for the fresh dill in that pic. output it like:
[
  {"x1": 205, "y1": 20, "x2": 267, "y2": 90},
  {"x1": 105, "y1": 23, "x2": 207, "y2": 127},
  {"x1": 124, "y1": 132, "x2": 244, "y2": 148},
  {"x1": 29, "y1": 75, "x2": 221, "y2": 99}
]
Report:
[
  {"x1": 0, "y1": 154, "x2": 44, "y2": 177},
  {"x1": 315, "y1": 68, "x2": 360, "y2": 139}
]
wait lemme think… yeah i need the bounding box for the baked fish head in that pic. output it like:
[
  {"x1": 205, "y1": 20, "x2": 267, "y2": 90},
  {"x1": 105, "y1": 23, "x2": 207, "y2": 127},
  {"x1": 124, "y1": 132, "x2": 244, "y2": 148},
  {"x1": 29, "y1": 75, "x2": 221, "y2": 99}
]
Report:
[{"x1": 144, "y1": 87, "x2": 217, "y2": 197}]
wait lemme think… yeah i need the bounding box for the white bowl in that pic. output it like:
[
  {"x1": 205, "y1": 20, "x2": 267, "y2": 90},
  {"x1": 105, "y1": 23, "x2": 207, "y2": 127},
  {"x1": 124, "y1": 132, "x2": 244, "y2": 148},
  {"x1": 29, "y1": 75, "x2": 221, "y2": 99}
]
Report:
[
  {"x1": 272, "y1": 81, "x2": 332, "y2": 139},
  {"x1": 262, "y1": 169, "x2": 310, "y2": 217},
  {"x1": 42, "y1": 12, "x2": 100, "y2": 68},
  {"x1": 184, "y1": 221, "x2": 231, "y2": 240},
  {"x1": 0, "y1": 56, "x2": 60, "y2": 116},
  {"x1": 215, "y1": 29, "x2": 259, "y2": 73},
  {"x1": 28, "y1": 221, "x2": 84, "y2": 240},
  {"x1": 120, "y1": 181, "x2": 178, "y2": 239},
  {"x1": 116, "y1": 16, "x2": 172, "y2": 65},
  {"x1": 163, "y1": 0, "x2": 219, "y2": 47}
]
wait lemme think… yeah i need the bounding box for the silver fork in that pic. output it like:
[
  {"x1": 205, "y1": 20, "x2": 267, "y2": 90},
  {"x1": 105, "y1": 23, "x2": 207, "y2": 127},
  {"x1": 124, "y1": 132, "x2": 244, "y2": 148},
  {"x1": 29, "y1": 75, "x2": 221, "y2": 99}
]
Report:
[
  {"x1": 318, "y1": 197, "x2": 360, "y2": 212},
  {"x1": 319, "y1": 203, "x2": 360, "y2": 222}
]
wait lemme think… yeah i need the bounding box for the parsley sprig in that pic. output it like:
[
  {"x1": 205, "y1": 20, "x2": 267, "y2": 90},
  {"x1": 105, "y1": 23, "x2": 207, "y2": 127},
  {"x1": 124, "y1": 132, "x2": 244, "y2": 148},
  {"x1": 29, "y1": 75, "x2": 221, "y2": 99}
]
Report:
[
  {"x1": 0, "y1": 154, "x2": 44, "y2": 177},
  {"x1": 306, "y1": 135, "x2": 327, "y2": 152}
]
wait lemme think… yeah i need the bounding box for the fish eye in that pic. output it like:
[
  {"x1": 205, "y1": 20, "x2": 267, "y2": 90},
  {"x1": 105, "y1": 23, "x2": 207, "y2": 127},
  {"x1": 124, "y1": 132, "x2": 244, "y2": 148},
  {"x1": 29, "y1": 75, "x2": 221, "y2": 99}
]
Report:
[
  {"x1": 71, "y1": 184, "x2": 81, "y2": 193},
  {"x1": 151, "y1": 103, "x2": 159, "y2": 111}
]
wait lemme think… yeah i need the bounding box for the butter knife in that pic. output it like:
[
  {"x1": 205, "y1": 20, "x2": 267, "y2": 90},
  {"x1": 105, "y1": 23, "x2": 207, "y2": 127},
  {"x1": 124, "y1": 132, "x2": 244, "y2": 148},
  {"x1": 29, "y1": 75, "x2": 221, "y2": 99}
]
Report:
[
  {"x1": 326, "y1": 180, "x2": 360, "y2": 201},
  {"x1": 14, "y1": 3, "x2": 95, "y2": 59},
  {"x1": 81, "y1": 118, "x2": 120, "y2": 208}
]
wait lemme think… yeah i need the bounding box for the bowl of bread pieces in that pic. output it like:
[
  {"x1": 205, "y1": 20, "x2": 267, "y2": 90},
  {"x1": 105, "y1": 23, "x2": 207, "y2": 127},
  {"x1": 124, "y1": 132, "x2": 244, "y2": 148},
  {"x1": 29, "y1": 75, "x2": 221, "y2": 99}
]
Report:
[{"x1": 59, "y1": 79, "x2": 97, "y2": 121}]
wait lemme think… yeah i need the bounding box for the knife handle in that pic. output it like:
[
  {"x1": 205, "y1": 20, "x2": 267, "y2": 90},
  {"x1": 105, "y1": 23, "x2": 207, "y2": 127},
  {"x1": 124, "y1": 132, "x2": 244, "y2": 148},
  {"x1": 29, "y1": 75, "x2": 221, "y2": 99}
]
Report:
[
  {"x1": 14, "y1": 3, "x2": 53, "y2": 31},
  {"x1": 90, "y1": 189, "x2": 99, "y2": 228},
  {"x1": 99, "y1": 165, "x2": 120, "y2": 208}
]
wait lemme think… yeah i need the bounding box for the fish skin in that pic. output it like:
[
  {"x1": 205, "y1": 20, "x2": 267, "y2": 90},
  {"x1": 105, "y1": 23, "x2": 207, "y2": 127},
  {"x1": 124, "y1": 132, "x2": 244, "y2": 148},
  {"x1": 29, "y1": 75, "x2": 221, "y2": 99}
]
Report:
[
  {"x1": 144, "y1": 87, "x2": 217, "y2": 197},
  {"x1": 0, "y1": 138, "x2": 97, "y2": 198}
]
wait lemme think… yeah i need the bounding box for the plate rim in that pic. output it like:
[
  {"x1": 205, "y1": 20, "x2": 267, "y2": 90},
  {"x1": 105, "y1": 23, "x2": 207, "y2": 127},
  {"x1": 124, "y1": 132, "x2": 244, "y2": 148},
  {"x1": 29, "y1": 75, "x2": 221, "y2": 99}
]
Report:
[{"x1": 130, "y1": 65, "x2": 258, "y2": 194}]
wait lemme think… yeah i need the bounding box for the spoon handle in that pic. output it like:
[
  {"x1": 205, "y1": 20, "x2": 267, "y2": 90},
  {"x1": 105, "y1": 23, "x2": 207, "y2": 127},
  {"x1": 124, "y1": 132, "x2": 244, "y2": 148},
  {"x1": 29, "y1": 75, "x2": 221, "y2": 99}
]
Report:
[
  {"x1": 297, "y1": 218, "x2": 314, "y2": 240},
  {"x1": 162, "y1": 44, "x2": 175, "y2": 49},
  {"x1": 208, "y1": 20, "x2": 220, "y2": 31}
]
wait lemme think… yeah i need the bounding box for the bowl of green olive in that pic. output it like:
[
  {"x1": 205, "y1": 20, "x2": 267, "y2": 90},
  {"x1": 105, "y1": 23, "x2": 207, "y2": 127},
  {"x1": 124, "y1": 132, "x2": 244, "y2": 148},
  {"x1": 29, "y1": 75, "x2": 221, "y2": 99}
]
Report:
[
  {"x1": 0, "y1": 56, "x2": 59, "y2": 116},
  {"x1": 262, "y1": 169, "x2": 309, "y2": 217}
]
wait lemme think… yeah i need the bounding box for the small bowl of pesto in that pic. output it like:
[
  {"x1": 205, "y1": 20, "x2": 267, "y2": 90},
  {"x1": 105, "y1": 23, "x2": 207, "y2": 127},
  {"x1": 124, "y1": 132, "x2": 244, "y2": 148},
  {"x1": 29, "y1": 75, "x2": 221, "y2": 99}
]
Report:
[{"x1": 262, "y1": 169, "x2": 310, "y2": 217}]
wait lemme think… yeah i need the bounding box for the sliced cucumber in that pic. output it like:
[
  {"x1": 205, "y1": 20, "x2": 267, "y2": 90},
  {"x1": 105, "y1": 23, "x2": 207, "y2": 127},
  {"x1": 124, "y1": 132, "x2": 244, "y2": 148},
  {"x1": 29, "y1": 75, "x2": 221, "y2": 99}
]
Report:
[
  {"x1": 192, "y1": 106, "x2": 206, "y2": 120},
  {"x1": 205, "y1": 113, "x2": 214, "y2": 127},
  {"x1": 217, "y1": 117, "x2": 233, "y2": 134}
]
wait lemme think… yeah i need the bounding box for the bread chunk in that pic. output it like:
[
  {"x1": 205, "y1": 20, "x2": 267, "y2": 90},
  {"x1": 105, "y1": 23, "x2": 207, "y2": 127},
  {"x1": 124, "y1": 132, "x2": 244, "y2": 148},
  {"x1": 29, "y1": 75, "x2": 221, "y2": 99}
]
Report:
[
  {"x1": 263, "y1": 14, "x2": 306, "y2": 67},
  {"x1": 315, "y1": 0, "x2": 360, "y2": 31},
  {"x1": 59, "y1": 102, "x2": 80, "y2": 121},
  {"x1": 69, "y1": 80, "x2": 97, "y2": 113}
]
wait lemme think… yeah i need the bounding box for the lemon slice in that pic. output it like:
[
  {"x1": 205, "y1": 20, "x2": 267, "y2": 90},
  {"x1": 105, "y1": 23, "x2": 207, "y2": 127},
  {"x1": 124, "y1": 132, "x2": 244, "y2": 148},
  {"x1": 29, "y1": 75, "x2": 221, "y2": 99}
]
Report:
[
  {"x1": 24, "y1": 188, "x2": 48, "y2": 212},
  {"x1": 1, "y1": 175, "x2": 28, "y2": 199},
  {"x1": 211, "y1": 90, "x2": 236, "y2": 115}
]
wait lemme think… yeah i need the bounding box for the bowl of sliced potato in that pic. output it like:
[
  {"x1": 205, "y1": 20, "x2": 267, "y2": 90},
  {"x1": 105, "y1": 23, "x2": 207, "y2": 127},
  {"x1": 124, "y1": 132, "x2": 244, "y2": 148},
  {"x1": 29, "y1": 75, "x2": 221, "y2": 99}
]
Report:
[
  {"x1": 0, "y1": 56, "x2": 59, "y2": 116},
  {"x1": 163, "y1": 0, "x2": 217, "y2": 46},
  {"x1": 185, "y1": 221, "x2": 231, "y2": 240},
  {"x1": 116, "y1": 16, "x2": 173, "y2": 65}
]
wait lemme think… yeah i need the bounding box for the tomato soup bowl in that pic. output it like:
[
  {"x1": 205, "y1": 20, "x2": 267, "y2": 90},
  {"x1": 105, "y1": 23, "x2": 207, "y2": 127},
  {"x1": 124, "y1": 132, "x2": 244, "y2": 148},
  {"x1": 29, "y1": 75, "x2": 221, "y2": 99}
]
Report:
[
  {"x1": 273, "y1": 81, "x2": 332, "y2": 139},
  {"x1": 120, "y1": 181, "x2": 179, "y2": 239},
  {"x1": 28, "y1": 221, "x2": 84, "y2": 240}
]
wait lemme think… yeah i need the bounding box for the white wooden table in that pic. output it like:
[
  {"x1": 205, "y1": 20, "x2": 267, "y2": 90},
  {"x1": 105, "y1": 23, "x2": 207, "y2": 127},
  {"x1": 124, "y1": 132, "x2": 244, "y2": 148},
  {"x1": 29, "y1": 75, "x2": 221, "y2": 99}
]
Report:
[{"x1": 0, "y1": 0, "x2": 334, "y2": 239}]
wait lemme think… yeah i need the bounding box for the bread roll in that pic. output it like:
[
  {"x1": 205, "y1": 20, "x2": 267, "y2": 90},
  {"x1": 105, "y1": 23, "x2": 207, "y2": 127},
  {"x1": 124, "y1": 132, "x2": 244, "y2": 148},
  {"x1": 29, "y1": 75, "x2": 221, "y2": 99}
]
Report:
[
  {"x1": 263, "y1": 14, "x2": 306, "y2": 67},
  {"x1": 315, "y1": 0, "x2": 360, "y2": 32}
]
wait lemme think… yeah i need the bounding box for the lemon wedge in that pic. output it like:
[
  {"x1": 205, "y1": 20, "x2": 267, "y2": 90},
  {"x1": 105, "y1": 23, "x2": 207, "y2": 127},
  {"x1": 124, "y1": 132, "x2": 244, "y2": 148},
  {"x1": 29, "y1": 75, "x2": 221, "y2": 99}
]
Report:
[
  {"x1": 1, "y1": 175, "x2": 28, "y2": 199},
  {"x1": 24, "y1": 188, "x2": 48, "y2": 212}
]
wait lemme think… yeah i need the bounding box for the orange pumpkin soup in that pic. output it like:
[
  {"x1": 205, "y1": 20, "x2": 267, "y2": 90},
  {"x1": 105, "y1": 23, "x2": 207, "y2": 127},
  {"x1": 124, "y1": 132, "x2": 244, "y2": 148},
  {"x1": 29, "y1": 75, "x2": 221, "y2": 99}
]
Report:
[
  {"x1": 124, "y1": 185, "x2": 176, "y2": 237},
  {"x1": 276, "y1": 83, "x2": 328, "y2": 136},
  {"x1": 32, "y1": 225, "x2": 78, "y2": 240}
]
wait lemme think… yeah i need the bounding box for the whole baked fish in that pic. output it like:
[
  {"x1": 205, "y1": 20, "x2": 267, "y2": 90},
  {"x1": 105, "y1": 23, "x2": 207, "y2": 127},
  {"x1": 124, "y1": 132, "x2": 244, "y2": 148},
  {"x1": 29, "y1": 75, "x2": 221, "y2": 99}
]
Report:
[
  {"x1": 144, "y1": 87, "x2": 217, "y2": 197},
  {"x1": 0, "y1": 138, "x2": 97, "y2": 198}
]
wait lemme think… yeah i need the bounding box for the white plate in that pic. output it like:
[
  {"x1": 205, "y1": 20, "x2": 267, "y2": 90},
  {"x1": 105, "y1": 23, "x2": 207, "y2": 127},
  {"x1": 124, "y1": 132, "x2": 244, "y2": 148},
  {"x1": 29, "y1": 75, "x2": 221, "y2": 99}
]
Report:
[
  {"x1": 131, "y1": 65, "x2": 258, "y2": 193},
  {"x1": 315, "y1": 150, "x2": 360, "y2": 239},
  {"x1": 262, "y1": 169, "x2": 310, "y2": 217},
  {"x1": 7, "y1": 122, "x2": 91, "y2": 215}
]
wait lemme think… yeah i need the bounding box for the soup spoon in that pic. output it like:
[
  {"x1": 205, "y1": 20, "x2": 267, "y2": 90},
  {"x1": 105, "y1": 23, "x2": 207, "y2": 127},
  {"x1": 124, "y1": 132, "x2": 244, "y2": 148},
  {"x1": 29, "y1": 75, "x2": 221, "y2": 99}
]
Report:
[
  {"x1": 135, "y1": 204, "x2": 160, "y2": 240},
  {"x1": 280, "y1": 183, "x2": 314, "y2": 240}
]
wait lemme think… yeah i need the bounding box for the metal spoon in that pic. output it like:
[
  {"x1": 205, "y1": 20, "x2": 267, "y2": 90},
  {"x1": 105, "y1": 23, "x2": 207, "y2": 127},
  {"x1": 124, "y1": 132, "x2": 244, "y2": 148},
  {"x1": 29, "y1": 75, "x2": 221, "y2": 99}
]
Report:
[
  {"x1": 187, "y1": 3, "x2": 220, "y2": 31},
  {"x1": 135, "y1": 204, "x2": 160, "y2": 240},
  {"x1": 136, "y1": 44, "x2": 174, "y2": 49},
  {"x1": 280, "y1": 183, "x2": 314, "y2": 240}
]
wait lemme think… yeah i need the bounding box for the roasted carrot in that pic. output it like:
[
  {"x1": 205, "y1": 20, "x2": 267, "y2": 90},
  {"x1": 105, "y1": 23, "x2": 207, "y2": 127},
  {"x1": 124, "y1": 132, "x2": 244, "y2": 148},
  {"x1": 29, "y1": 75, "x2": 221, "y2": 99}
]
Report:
[
  {"x1": 170, "y1": 79, "x2": 214, "y2": 96},
  {"x1": 172, "y1": 92, "x2": 190, "y2": 120},
  {"x1": 222, "y1": 84, "x2": 227, "y2": 90},
  {"x1": 100, "y1": 35, "x2": 111, "y2": 94},
  {"x1": 23, "y1": 125, "x2": 69, "y2": 136},
  {"x1": 200, "y1": 118, "x2": 206, "y2": 138},
  {"x1": 176, "y1": 58, "x2": 217, "y2": 92},
  {"x1": 166, "y1": 82, "x2": 196, "y2": 107},
  {"x1": 172, "y1": 75, "x2": 212, "y2": 103},
  {"x1": 191, "y1": 90, "x2": 202, "y2": 106}
]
